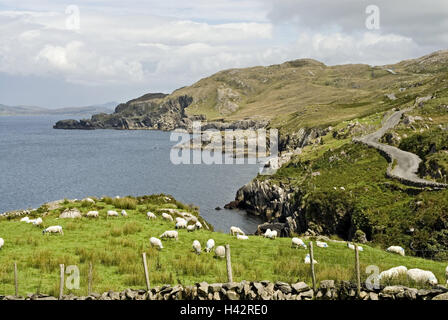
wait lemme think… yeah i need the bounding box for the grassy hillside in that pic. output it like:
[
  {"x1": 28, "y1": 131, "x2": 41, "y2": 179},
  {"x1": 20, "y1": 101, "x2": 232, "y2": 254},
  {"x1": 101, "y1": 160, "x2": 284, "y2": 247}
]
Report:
[
  {"x1": 126, "y1": 51, "x2": 448, "y2": 133},
  {"x1": 0, "y1": 195, "x2": 446, "y2": 296}
]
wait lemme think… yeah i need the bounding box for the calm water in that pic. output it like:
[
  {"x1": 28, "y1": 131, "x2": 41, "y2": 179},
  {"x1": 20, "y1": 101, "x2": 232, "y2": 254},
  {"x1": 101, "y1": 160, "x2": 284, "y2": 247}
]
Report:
[{"x1": 0, "y1": 116, "x2": 263, "y2": 233}]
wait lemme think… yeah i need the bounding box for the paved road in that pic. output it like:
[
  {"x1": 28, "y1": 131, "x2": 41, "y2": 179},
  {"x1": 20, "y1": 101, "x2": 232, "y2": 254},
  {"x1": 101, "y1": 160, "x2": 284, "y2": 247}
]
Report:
[{"x1": 354, "y1": 108, "x2": 447, "y2": 189}]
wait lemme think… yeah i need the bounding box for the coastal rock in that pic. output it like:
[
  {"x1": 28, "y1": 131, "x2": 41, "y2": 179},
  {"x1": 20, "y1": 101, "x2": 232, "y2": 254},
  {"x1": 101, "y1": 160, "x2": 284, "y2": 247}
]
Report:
[{"x1": 59, "y1": 208, "x2": 82, "y2": 219}]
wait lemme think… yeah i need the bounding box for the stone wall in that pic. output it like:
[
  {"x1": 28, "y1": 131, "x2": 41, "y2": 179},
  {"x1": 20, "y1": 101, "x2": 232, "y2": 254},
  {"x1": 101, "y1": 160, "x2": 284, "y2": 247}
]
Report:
[{"x1": 2, "y1": 280, "x2": 447, "y2": 301}]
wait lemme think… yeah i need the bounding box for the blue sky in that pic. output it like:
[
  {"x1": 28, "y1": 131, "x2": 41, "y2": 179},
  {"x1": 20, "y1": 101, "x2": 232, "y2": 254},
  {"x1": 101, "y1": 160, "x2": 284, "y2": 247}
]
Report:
[{"x1": 0, "y1": 0, "x2": 447, "y2": 108}]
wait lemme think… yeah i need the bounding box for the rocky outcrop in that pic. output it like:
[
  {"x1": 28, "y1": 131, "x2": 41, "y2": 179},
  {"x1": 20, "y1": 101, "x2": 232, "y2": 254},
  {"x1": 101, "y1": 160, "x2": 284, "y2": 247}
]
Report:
[
  {"x1": 54, "y1": 94, "x2": 195, "y2": 131},
  {"x1": 2, "y1": 281, "x2": 446, "y2": 300}
]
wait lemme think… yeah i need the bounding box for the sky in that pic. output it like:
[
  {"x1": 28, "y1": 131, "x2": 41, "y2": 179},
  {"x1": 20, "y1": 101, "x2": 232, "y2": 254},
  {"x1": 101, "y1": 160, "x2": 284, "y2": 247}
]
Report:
[{"x1": 0, "y1": 0, "x2": 447, "y2": 108}]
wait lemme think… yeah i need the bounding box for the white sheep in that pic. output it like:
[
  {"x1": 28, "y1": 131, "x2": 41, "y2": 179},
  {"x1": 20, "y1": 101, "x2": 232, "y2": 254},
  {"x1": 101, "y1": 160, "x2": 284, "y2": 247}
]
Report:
[
  {"x1": 26, "y1": 219, "x2": 36, "y2": 224},
  {"x1": 304, "y1": 254, "x2": 317, "y2": 264},
  {"x1": 263, "y1": 229, "x2": 272, "y2": 238},
  {"x1": 20, "y1": 217, "x2": 30, "y2": 222},
  {"x1": 192, "y1": 240, "x2": 201, "y2": 255},
  {"x1": 162, "y1": 213, "x2": 174, "y2": 222},
  {"x1": 230, "y1": 226, "x2": 245, "y2": 236},
  {"x1": 121, "y1": 210, "x2": 128, "y2": 217},
  {"x1": 0, "y1": 238, "x2": 4, "y2": 249},
  {"x1": 316, "y1": 241, "x2": 328, "y2": 248},
  {"x1": 187, "y1": 224, "x2": 196, "y2": 232},
  {"x1": 264, "y1": 229, "x2": 277, "y2": 239},
  {"x1": 33, "y1": 217, "x2": 43, "y2": 226},
  {"x1": 407, "y1": 268, "x2": 438, "y2": 285},
  {"x1": 291, "y1": 238, "x2": 307, "y2": 249},
  {"x1": 175, "y1": 217, "x2": 186, "y2": 224},
  {"x1": 86, "y1": 211, "x2": 99, "y2": 218},
  {"x1": 175, "y1": 220, "x2": 187, "y2": 229},
  {"x1": 205, "y1": 239, "x2": 215, "y2": 253},
  {"x1": 83, "y1": 197, "x2": 95, "y2": 204},
  {"x1": 195, "y1": 221, "x2": 203, "y2": 229},
  {"x1": 379, "y1": 266, "x2": 408, "y2": 282},
  {"x1": 147, "y1": 211, "x2": 157, "y2": 219},
  {"x1": 43, "y1": 226, "x2": 63, "y2": 235},
  {"x1": 237, "y1": 234, "x2": 249, "y2": 240},
  {"x1": 107, "y1": 210, "x2": 119, "y2": 217},
  {"x1": 160, "y1": 230, "x2": 178, "y2": 240},
  {"x1": 445, "y1": 266, "x2": 448, "y2": 284},
  {"x1": 214, "y1": 245, "x2": 226, "y2": 258},
  {"x1": 386, "y1": 246, "x2": 405, "y2": 256},
  {"x1": 347, "y1": 243, "x2": 363, "y2": 251},
  {"x1": 150, "y1": 237, "x2": 163, "y2": 250}
]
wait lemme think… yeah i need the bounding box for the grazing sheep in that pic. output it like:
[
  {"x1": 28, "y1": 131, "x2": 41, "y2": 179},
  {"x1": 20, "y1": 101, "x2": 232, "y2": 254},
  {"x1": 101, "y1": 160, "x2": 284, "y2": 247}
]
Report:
[
  {"x1": 205, "y1": 239, "x2": 215, "y2": 253},
  {"x1": 445, "y1": 266, "x2": 448, "y2": 284},
  {"x1": 386, "y1": 246, "x2": 405, "y2": 256},
  {"x1": 379, "y1": 266, "x2": 408, "y2": 282},
  {"x1": 147, "y1": 211, "x2": 156, "y2": 219},
  {"x1": 26, "y1": 219, "x2": 36, "y2": 224},
  {"x1": 195, "y1": 221, "x2": 203, "y2": 229},
  {"x1": 304, "y1": 254, "x2": 317, "y2": 264},
  {"x1": 0, "y1": 238, "x2": 4, "y2": 249},
  {"x1": 33, "y1": 217, "x2": 43, "y2": 226},
  {"x1": 83, "y1": 197, "x2": 95, "y2": 204},
  {"x1": 291, "y1": 238, "x2": 307, "y2": 249},
  {"x1": 263, "y1": 229, "x2": 272, "y2": 238},
  {"x1": 264, "y1": 229, "x2": 277, "y2": 239},
  {"x1": 150, "y1": 237, "x2": 163, "y2": 250},
  {"x1": 42, "y1": 226, "x2": 63, "y2": 235},
  {"x1": 121, "y1": 210, "x2": 128, "y2": 217},
  {"x1": 187, "y1": 224, "x2": 196, "y2": 232},
  {"x1": 175, "y1": 220, "x2": 187, "y2": 229},
  {"x1": 407, "y1": 268, "x2": 438, "y2": 285},
  {"x1": 86, "y1": 211, "x2": 99, "y2": 218},
  {"x1": 214, "y1": 245, "x2": 226, "y2": 258},
  {"x1": 107, "y1": 210, "x2": 119, "y2": 217},
  {"x1": 160, "y1": 230, "x2": 178, "y2": 240},
  {"x1": 230, "y1": 226, "x2": 245, "y2": 236},
  {"x1": 316, "y1": 241, "x2": 328, "y2": 248},
  {"x1": 20, "y1": 217, "x2": 30, "y2": 222},
  {"x1": 162, "y1": 213, "x2": 174, "y2": 222},
  {"x1": 347, "y1": 243, "x2": 363, "y2": 251},
  {"x1": 175, "y1": 217, "x2": 186, "y2": 224},
  {"x1": 237, "y1": 234, "x2": 249, "y2": 240},
  {"x1": 192, "y1": 240, "x2": 201, "y2": 255}
]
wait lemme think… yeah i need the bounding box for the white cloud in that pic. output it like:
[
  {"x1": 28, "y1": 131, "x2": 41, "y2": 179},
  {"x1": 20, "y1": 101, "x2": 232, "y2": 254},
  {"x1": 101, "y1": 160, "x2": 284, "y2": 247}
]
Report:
[{"x1": 0, "y1": 0, "x2": 447, "y2": 107}]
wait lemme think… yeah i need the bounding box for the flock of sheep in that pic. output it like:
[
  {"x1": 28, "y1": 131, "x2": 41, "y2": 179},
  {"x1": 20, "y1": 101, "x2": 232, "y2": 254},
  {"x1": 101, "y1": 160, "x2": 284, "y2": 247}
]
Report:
[{"x1": 0, "y1": 202, "x2": 447, "y2": 287}]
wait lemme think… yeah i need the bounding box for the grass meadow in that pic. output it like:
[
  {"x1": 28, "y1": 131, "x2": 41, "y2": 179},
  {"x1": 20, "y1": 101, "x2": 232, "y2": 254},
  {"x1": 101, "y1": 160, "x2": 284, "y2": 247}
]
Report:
[{"x1": 0, "y1": 195, "x2": 447, "y2": 297}]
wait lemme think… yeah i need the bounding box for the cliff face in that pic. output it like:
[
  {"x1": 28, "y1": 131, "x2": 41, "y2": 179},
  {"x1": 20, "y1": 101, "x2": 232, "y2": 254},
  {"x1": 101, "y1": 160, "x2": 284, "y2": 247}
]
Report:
[{"x1": 54, "y1": 94, "x2": 196, "y2": 131}]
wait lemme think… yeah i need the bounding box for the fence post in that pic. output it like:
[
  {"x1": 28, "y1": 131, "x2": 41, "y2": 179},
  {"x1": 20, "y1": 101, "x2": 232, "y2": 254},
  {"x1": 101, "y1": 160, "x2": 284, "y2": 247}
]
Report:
[
  {"x1": 88, "y1": 262, "x2": 93, "y2": 296},
  {"x1": 14, "y1": 262, "x2": 18, "y2": 297},
  {"x1": 225, "y1": 244, "x2": 233, "y2": 283},
  {"x1": 355, "y1": 245, "x2": 361, "y2": 298},
  {"x1": 142, "y1": 252, "x2": 150, "y2": 291},
  {"x1": 59, "y1": 264, "x2": 65, "y2": 300},
  {"x1": 309, "y1": 242, "x2": 317, "y2": 293}
]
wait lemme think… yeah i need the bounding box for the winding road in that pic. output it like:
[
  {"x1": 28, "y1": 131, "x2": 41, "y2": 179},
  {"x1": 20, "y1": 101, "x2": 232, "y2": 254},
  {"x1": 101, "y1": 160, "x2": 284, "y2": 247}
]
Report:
[{"x1": 354, "y1": 107, "x2": 447, "y2": 189}]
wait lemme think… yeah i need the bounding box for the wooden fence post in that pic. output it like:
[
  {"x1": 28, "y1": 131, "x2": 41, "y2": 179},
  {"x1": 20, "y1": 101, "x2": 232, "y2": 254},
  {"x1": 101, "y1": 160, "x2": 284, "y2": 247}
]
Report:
[
  {"x1": 142, "y1": 252, "x2": 150, "y2": 291},
  {"x1": 14, "y1": 262, "x2": 18, "y2": 297},
  {"x1": 88, "y1": 262, "x2": 93, "y2": 296},
  {"x1": 355, "y1": 245, "x2": 361, "y2": 298},
  {"x1": 59, "y1": 264, "x2": 65, "y2": 300},
  {"x1": 225, "y1": 244, "x2": 233, "y2": 283},
  {"x1": 309, "y1": 242, "x2": 316, "y2": 293}
]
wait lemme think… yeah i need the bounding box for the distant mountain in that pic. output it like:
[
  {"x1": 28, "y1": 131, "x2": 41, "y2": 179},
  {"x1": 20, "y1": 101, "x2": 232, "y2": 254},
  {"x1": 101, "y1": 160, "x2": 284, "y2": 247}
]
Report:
[{"x1": 0, "y1": 102, "x2": 117, "y2": 116}]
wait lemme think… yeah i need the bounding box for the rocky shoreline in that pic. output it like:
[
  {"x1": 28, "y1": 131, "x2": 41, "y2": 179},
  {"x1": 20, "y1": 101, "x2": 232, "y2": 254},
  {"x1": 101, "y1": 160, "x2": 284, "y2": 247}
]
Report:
[
  {"x1": 2, "y1": 280, "x2": 447, "y2": 301},
  {"x1": 54, "y1": 93, "x2": 269, "y2": 133}
]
